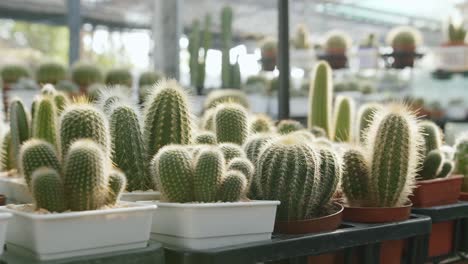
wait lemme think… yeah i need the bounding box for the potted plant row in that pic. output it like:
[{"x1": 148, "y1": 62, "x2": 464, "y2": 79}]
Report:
[
  {"x1": 290, "y1": 24, "x2": 316, "y2": 71},
  {"x1": 435, "y1": 19, "x2": 468, "y2": 73},
  {"x1": 386, "y1": 26, "x2": 423, "y2": 69}
]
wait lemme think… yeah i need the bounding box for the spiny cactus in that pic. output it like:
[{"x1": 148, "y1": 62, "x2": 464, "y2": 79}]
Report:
[
  {"x1": 60, "y1": 103, "x2": 110, "y2": 157},
  {"x1": 193, "y1": 147, "x2": 225, "y2": 202},
  {"x1": 194, "y1": 131, "x2": 217, "y2": 145},
  {"x1": 220, "y1": 6, "x2": 233, "y2": 88},
  {"x1": 277, "y1": 119, "x2": 304, "y2": 135},
  {"x1": 143, "y1": 80, "x2": 192, "y2": 160},
  {"x1": 9, "y1": 98, "x2": 30, "y2": 163},
  {"x1": 0, "y1": 131, "x2": 15, "y2": 171},
  {"x1": 106, "y1": 169, "x2": 127, "y2": 205},
  {"x1": 227, "y1": 157, "x2": 254, "y2": 187},
  {"x1": 420, "y1": 150, "x2": 443, "y2": 180},
  {"x1": 310, "y1": 126, "x2": 327, "y2": 138},
  {"x1": 36, "y1": 62, "x2": 66, "y2": 85},
  {"x1": 109, "y1": 103, "x2": 153, "y2": 191},
  {"x1": 250, "y1": 114, "x2": 274, "y2": 133},
  {"x1": 54, "y1": 92, "x2": 69, "y2": 116},
  {"x1": 243, "y1": 134, "x2": 274, "y2": 164},
  {"x1": 63, "y1": 140, "x2": 109, "y2": 211},
  {"x1": 333, "y1": 96, "x2": 354, "y2": 142},
  {"x1": 96, "y1": 87, "x2": 131, "y2": 115},
  {"x1": 313, "y1": 138, "x2": 333, "y2": 148},
  {"x1": 217, "y1": 170, "x2": 247, "y2": 202},
  {"x1": 19, "y1": 139, "x2": 61, "y2": 189},
  {"x1": 419, "y1": 121, "x2": 442, "y2": 154},
  {"x1": 204, "y1": 89, "x2": 249, "y2": 110},
  {"x1": 357, "y1": 103, "x2": 382, "y2": 143},
  {"x1": 437, "y1": 161, "x2": 454, "y2": 178},
  {"x1": 71, "y1": 63, "x2": 103, "y2": 88},
  {"x1": 214, "y1": 103, "x2": 248, "y2": 145},
  {"x1": 31, "y1": 168, "x2": 67, "y2": 212},
  {"x1": 290, "y1": 130, "x2": 315, "y2": 142},
  {"x1": 105, "y1": 68, "x2": 132, "y2": 87},
  {"x1": 341, "y1": 148, "x2": 370, "y2": 207},
  {"x1": 308, "y1": 61, "x2": 333, "y2": 138},
  {"x1": 316, "y1": 148, "x2": 341, "y2": 208},
  {"x1": 0, "y1": 64, "x2": 30, "y2": 84},
  {"x1": 219, "y1": 143, "x2": 245, "y2": 163},
  {"x1": 201, "y1": 108, "x2": 216, "y2": 131},
  {"x1": 139, "y1": 71, "x2": 162, "y2": 87},
  {"x1": 32, "y1": 97, "x2": 57, "y2": 148},
  {"x1": 153, "y1": 146, "x2": 193, "y2": 202},
  {"x1": 455, "y1": 135, "x2": 468, "y2": 191}
]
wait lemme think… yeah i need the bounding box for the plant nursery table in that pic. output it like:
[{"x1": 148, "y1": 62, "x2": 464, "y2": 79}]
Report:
[
  {"x1": 0, "y1": 241, "x2": 165, "y2": 264},
  {"x1": 163, "y1": 214, "x2": 431, "y2": 264}
]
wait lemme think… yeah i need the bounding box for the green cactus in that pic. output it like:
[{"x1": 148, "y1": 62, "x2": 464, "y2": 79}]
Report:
[
  {"x1": 437, "y1": 161, "x2": 453, "y2": 178},
  {"x1": 193, "y1": 147, "x2": 225, "y2": 202},
  {"x1": 227, "y1": 157, "x2": 254, "y2": 186},
  {"x1": 106, "y1": 169, "x2": 127, "y2": 205},
  {"x1": 31, "y1": 168, "x2": 67, "y2": 212},
  {"x1": 221, "y1": 6, "x2": 233, "y2": 88},
  {"x1": 256, "y1": 135, "x2": 321, "y2": 220},
  {"x1": 36, "y1": 62, "x2": 67, "y2": 85},
  {"x1": 194, "y1": 131, "x2": 217, "y2": 145},
  {"x1": 63, "y1": 140, "x2": 109, "y2": 211},
  {"x1": 71, "y1": 63, "x2": 103, "y2": 88},
  {"x1": 420, "y1": 150, "x2": 443, "y2": 180},
  {"x1": 0, "y1": 64, "x2": 30, "y2": 84},
  {"x1": 9, "y1": 98, "x2": 30, "y2": 163},
  {"x1": 204, "y1": 89, "x2": 250, "y2": 110},
  {"x1": 214, "y1": 103, "x2": 248, "y2": 145},
  {"x1": 316, "y1": 148, "x2": 341, "y2": 208},
  {"x1": 109, "y1": 103, "x2": 153, "y2": 191},
  {"x1": 139, "y1": 71, "x2": 162, "y2": 87},
  {"x1": 277, "y1": 119, "x2": 304, "y2": 135},
  {"x1": 341, "y1": 148, "x2": 370, "y2": 207},
  {"x1": 333, "y1": 96, "x2": 354, "y2": 142},
  {"x1": 153, "y1": 145, "x2": 193, "y2": 202},
  {"x1": 54, "y1": 91, "x2": 69, "y2": 116},
  {"x1": 219, "y1": 143, "x2": 245, "y2": 163},
  {"x1": 313, "y1": 138, "x2": 334, "y2": 148},
  {"x1": 40, "y1": 84, "x2": 57, "y2": 96},
  {"x1": 105, "y1": 68, "x2": 132, "y2": 87},
  {"x1": 419, "y1": 121, "x2": 442, "y2": 155},
  {"x1": 189, "y1": 19, "x2": 201, "y2": 87},
  {"x1": 310, "y1": 126, "x2": 327, "y2": 138},
  {"x1": 217, "y1": 170, "x2": 247, "y2": 202},
  {"x1": 96, "y1": 87, "x2": 131, "y2": 115},
  {"x1": 250, "y1": 114, "x2": 273, "y2": 133},
  {"x1": 243, "y1": 134, "x2": 274, "y2": 164},
  {"x1": 357, "y1": 103, "x2": 382, "y2": 143},
  {"x1": 32, "y1": 97, "x2": 58, "y2": 148},
  {"x1": 290, "y1": 130, "x2": 315, "y2": 142},
  {"x1": 308, "y1": 61, "x2": 333, "y2": 138},
  {"x1": 201, "y1": 108, "x2": 216, "y2": 131},
  {"x1": 143, "y1": 80, "x2": 192, "y2": 160},
  {"x1": 60, "y1": 103, "x2": 110, "y2": 157},
  {"x1": 19, "y1": 139, "x2": 61, "y2": 189},
  {"x1": 0, "y1": 131, "x2": 15, "y2": 171},
  {"x1": 455, "y1": 136, "x2": 468, "y2": 191}
]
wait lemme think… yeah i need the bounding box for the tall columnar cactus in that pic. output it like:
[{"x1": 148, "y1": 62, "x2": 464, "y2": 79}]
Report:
[
  {"x1": 341, "y1": 148, "x2": 370, "y2": 207},
  {"x1": 333, "y1": 96, "x2": 354, "y2": 142},
  {"x1": 32, "y1": 97, "x2": 58, "y2": 148},
  {"x1": 153, "y1": 146, "x2": 193, "y2": 202},
  {"x1": 219, "y1": 143, "x2": 245, "y2": 163},
  {"x1": 221, "y1": 6, "x2": 233, "y2": 88},
  {"x1": 357, "y1": 103, "x2": 382, "y2": 143},
  {"x1": 214, "y1": 103, "x2": 248, "y2": 145},
  {"x1": 194, "y1": 131, "x2": 217, "y2": 145},
  {"x1": 367, "y1": 105, "x2": 421, "y2": 207},
  {"x1": 63, "y1": 140, "x2": 109, "y2": 211},
  {"x1": 455, "y1": 136, "x2": 468, "y2": 191},
  {"x1": 227, "y1": 157, "x2": 254, "y2": 187},
  {"x1": 0, "y1": 131, "x2": 15, "y2": 171},
  {"x1": 106, "y1": 169, "x2": 127, "y2": 205},
  {"x1": 277, "y1": 119, "x2": 304, "y2": 135},
  {"x1": 243, "y1": 134, "x2": 274, "y2": 164},
  {"x1": 419, "y1": 121, "x2": 442, "y2": 155},
  {"x1": 308, "y1": 61, "x2": 333, "y2": 138},
  {"x1": 31, "y1": 168, "x2": 67, "y2": 212},
  {"x1": 189, "y1": 19, "x2": 201, "y2": 87},
  {"x1": 143, "y1": 80, "x2": 192, "y2": 160},
  {"x1": 217, "y1": 170, "x2": 247, "y2": 202},
  {"x1": 19, "y1": 139, "x2": 61, "y2": 189},
  {"x1": 9, "y1": 98, "x2": 30, "y2": 162},
  {"x1": 109, "y1": 103, "x2": 153, "y2": 191},
  {"x1": 193, "y1": 147, "x2": 225, "y2": 202},
  {"x1": 316, "y1": 148, "x2": 341, "y2": 208},
  {"x1": 60, "y1": 103, "x2": 110, "y2": 157},
  {"x1": 250, "y1": 114, "x2": 273, "y2": 133}
]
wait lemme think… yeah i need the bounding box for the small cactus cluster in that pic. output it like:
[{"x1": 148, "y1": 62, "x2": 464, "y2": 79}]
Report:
[
  {"x1": 153, "y1": 144, "x2": 253, "y2": 203},
  {"x1": 342, "y1": 104, "x2": 422, "y2": 207},
  {"x1": 454, "y1": 134, "x2": 468, "y2": 191}
]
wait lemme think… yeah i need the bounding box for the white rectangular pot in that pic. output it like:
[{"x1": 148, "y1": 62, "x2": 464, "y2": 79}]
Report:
[
  {"x1": 434, "y1": 46, "x2": 468, "y2": 72},
  {"x1": 0, "y1": 174, "x2": 32, "y2": 204},
  {"x1": 0, "y1": 213, "x2": 12, "y2": 255},
  {"x1": 141, "y1": 200, "x2": 279, "y2": 250},
  {"x1": 0, "y1": 202, "x2": 157, "y2": 260},
  {"x1": 120, "y1": 191, "x2": 161, "y2": 202}
]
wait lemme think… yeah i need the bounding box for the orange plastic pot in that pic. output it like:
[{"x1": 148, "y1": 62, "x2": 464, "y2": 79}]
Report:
[{"x1": 410, "y1": 175, "x2": 462, "y2": 208}]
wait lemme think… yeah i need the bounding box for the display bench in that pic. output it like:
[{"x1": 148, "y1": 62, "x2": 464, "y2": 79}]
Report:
[{"x1": 163, "y1": 215, "x2": 431, "y2": 264}]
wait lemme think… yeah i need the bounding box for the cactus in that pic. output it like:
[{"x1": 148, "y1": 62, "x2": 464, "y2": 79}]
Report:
[
  {"x1": 256, "y1": 136, "x2": 321, "y2": 220},
  {"x1": 0, "y1": 131, "x2": 15, "y2": 171},
  {"x1": 219, "y1": 143, "x2": 245, "y2": 163},
  {"x1": 53, "y1": 92, "x2": 69, "y2": 116},
  {"x1": 71, "y1": 63, "x2": 103, "y2": 88},
  {"x1": 313, "y1": 138, "x2": 334, "y2": 148},
  {"x1": 201, "y1": 108, "x2": 216, "y2": 131},
  {"x1": 36, "y1": 62, "x2": 66, "y2": 85},
  {"x1": 105, "y1": 68, "x2": 132, "y2": 87},
  {"x1": 221, "y1": 6, "x2": 233, "y2": 88},
  {"x1": 214, "y1": 103, "x2": 248, "y2": 145},
  {"x1": 106, "y1": 169, "x2": 127, "y2": 205},
  {"x1": 227, "y1": 157, "x2": 254, "y2": 186},
  {"x1": 9, "y1": 98, "x2": 30, "y2": 163},
  {"x1": 316, "y1": 148, "x2": 341, "y2": 208},
  {"x1": 455, "y1": 135, "x2": 468, "y2": 191},
  {"x1": 341, "y1": 148, "x2": 370, "y2": 207},
  {"x1": 96, "y1": 87, "x2": 131, "y2": 115},
  {"x1": 308, "y1": 61, "x2": 333, "y2": 138},
  {"x1": 60, "y1": 103, "x2": 110, "y2": 157},
  {"x1": 0, "y1": 64, "x2": 30, "y2": 84},
  {"x1": 357, "y1": 103, "x2": 382, "y2": 143},
  {"x1": 32, "y1": 97, "x2": 58, "y2": 148},
  {"x1": 143, "y1": 80, "x2": 192, "y2": 160},
  {"x1": 310, "y1": 126, "x2": 327, "y2": 138},
  {"x1": 333, "y1": 96, "x2": 354, "y2": 142},
  {"x1": 194, "y1": 131, "x2": 217, "y2": 145},
  {"x1": 19, "y1": 139, "x2": 61, "y2": 188},
  {"x1": 437, "y1": 161, "x2": 454, "y2": 178},
  {"x1": 109, "y1": 103, "x2": 153, "y2": 191},
  {"x1": 204, "y1": 89, "x2": 250, "y2": 110},
  {"x1": 139, "y1": 71, "x2": 162, "y2": 87},
  {"x1": 41, "y1": 84, "x2": 57, "y2": 96},
  {"x1": 250, "y1": 114, "x2": 273, "y2": 133},
  {"x1": 366, "y1": 105, "x2": 422, "y2": 207},
  {"x1": 290, "y1": 130, "x2": 315, "y2": 142},
  {"x1": 243, "y1": 134, "x2": 274, "y2": 164},
  {"x1": 419, "y1": 121, "x2": 442, "y2": 155},
  {"x1": 277, "y1": 119, "x2": 304, "y2": 135},
  {"x1": 193, "y1": 147, "x2": 225, "y2": 202},
  {"x1": 420, "y1": 150, "x2": 443, "y2": 180},
  {"x1": 217, "y1": 170, "x2": 247, "y2": 202},
  {"x1": 63, "y1": 140, "x2": 109, "y2": 211},
  {"x1": 31, "y1": 168, "x2": 67, "y2": 212},
  {"x1": 189, "y1": 19, "x2": 201, "y2": 87},
  {"x1": 152, "y1": 145, "x2": 193, "y2": 202}
]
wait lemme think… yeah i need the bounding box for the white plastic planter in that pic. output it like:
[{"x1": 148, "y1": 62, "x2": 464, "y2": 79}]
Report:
[
  {"x1": 357, "y1": 48, "x2": 379, "y2": 69},
  {"x1": 0, "y1": 212, "x2": 12, "y2": 255},
  {"x1": 120, "y1": 191, "x2": 161, "y2": 202},
  {"x1": 143, "y1": 200, "x2": 280, "y2": 250},
  {"x1": 0, "y1": 174, "x2": 32, "y2": 204},
  {"x1": 0, "y1": 202, "x2": 156, "y2": 260},
  {"x1": 290, "y1": 49, "x2": 316, "y2": 70},
  {"x1": 434, "y1": 46, "x2": 468, "y2": 71}
]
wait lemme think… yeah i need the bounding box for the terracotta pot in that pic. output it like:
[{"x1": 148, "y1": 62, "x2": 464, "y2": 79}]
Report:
[
  {"x1": 410, "y1": 175, "x2": 462, "y2": 208},
  {"x1": 343, "y1": 204, "x2": 411, "y2": 264},
  {"x1": 392, "y1": 45, "x2": 416, "y2": 69},
  {"x1": 427, "y1": 221, "x2": 455, "y2": 257},
  {"x1": 323, "y1": 49, "x2": 347, "y2": 69},
  {"x1": 460, "y1": 192, "x2": 468, "y2": 201}
]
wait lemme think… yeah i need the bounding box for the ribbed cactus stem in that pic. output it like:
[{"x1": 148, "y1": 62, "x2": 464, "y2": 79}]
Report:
[
  {"x1": 277, "y1": 119, "x2": 304, "y2": 135},
  {"x1": 32, "y1": 97, "x2": 58, "y2": 148},
  {"x1": 9, "y1": 98, "x2": 30, "y2": 162},
  {"x1": 420, "y1": 150, "x2": 443, "y2": 180},
  {"x1": 143, "y1": 80, "x2": 192, "y2": 160},
  {"x1": 193, "y1": 147, "x2": 225, "y2": 202},
  {"x1": 333, "y1": 96, "x2": 354, "y2": 142},
  {"x1": 308, "y1": 61, "x2": 332, "y2": 138},
  {"x1": 341, "y1": 148, "x2": 370, "y2": 207},
  {"x1": 19, "y1": 139, "x2": 61, "y2": 189},
  {"x1": 290, "y1": 130, "x2": 315, "y2": 142},
  {"x1": 437, "y1": 161, "x2": 454, "y2": 178},
  {"x1": 243, "y1": 134, "x2": 274, "y2": 164},
  {"x1": 63, "y1": 140, "x2": 109, "y2": 211},
  {"x1": 106, "y1": 169, "x2": 127, "y2": 205},
  {"x1": 96, "y1": 87, "x2": 130, "y2": 115},
  {"x1": 454, "y1": 136, "x2": 468, "y2": 191},
  {"x1": 357, "y1": 103, "x2": 382, "y2": 143},
  {"x1": 316, "y1": 148, "x2": 341, "y2": 208},
  {"x1": 194, "y1": 131, "x2": 217, "y2": 145},
  {"x1": 109, "y1": 103, "x2": 153, "y2": 191},
  {"x1": 227, "y1": 157, "x2": 254, "y2": 187},
  {"x1": 0, "y1": 131, "x2": 15, "y2": 171},
  {"x1": 219, "y1": 143, "x2": 245, "y2": 163},
  {"x1": 214, "y1": 103, "x2": 248, "y2": 145},
  {"x1": 153, "y1": 146, "x2": 193, "y2": 202},
  {"x1": 201, "y1": 108, "x2": 215, "y2": 131},
  {"x1": 250, "y1": 114, "x2": 273, "y2": 133},
  {"x1": 420, "y1": 121, "x2": 442, "y2": 155},
  {"x1": 31, "y1": 168, "x2": 67, "y2": 212},
  {"x1": 54, "y1": 92, "x2": 69, "y2": 116},
  {"x1": 217, "y1": 170, "x2": 246, "y2": 202}
]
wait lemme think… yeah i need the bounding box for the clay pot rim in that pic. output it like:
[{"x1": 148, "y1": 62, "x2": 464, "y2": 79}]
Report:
[
  {"x1": 442, "y1": 41, "x2": 467, "y2": 47},
  {"x1": 343, "y1": 202, "x2": 412, "y2": 211},
  {"x1": 416, "y1": 175, "x2": 463, "y2": 185},
  {"x1": 276, "y1": 203, "x2": 344, "y2": 225}
]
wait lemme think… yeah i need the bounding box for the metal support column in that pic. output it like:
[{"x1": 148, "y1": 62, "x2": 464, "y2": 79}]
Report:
[
  {"x1": 67, "y1": 0, "x2": 81, "y2": 65},
  {"x1": 277, "y1": 0, "x2": 290, "y2": 119}
]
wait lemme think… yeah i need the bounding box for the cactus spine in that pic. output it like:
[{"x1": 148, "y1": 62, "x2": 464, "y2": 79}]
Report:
[
  {"x1": 9, "y1": 98, "x2": 30, "y2": 163},
  {"x1": 243, "y1": 134, "x2": 274, "y2": 164},
  {"x1": 193, "y1": 147, "x2": 225, "y2": 202},
  {"x1": 308, "y1": 61, "x2": 332, "y2": 138},
  {"x1": 31, "y1": 168, "x2": 67, "y2": 212},
  {"x1": 214, "y1": 103, "x2": 248, "y2": 145},
  {"x1": 357, "y1": 103, "x2": 382, "y2": 143},
  {"x1": 333, "y1": 96, "x2": 354, "y2": 142},
  {"x1": 227, "y1": 157, "x2": 254, "y2": 187},
  {"x1": 217, "y1": 170, "x2": 247, "y2": 202},
  {"x1": 341, "y1": 148, "x2": 370, "y2": 207},
  {"x1": 277, "y1": 119, "x2": 304, "y2": 135},
  {"x1": 144, "y1": 80, "x2": 192, "y2": 160},
  {"x1": 194, "y1": 131, "x2": 217, "y2": 145},
  {"x1": 32, "y1": 97, "x2": 58, "y2": 148},
  {"x1": 0, "y1": 131, "x2": 15, "y2": 171},
  {"x1": 250, "y1": 114, "x2": 273, "y2": 133},
  {"x1": 219, "y1": 143, "x2": 245, "y2": 163}
]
